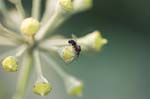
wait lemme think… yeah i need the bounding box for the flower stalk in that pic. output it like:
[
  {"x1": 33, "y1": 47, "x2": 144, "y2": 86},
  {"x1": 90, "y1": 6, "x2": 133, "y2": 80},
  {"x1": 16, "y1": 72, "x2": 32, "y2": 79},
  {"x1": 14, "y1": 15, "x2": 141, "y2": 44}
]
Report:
[
  {"x1": 41, "y1": 0, "x2": 57, "y2": 24},
  {"x1": 33, "y1": 49, "x2": 43, "y2": 77},
  {"x1": 35, "y1": 8, "x2": 64, "y2": 40},
  {"x1": 32, "y1": 0, "x2": 41, "y2": 20},
  {"x1": 13, "y1": 52, "x2": 33, "y2": 99},
  {"x1": 15, "y1": 45, "x2": 27, "y2": 58}
]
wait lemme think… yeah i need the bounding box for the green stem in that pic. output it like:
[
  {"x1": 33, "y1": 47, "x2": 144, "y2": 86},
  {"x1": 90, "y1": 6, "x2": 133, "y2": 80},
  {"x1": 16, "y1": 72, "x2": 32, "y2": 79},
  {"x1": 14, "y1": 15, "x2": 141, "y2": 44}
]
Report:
[
  {"x1": 32, "y1": 0, "x2": 41, "y2": 20},
  {"x1": 12, "y1": 52, "x2": 33, "y2": 99}
]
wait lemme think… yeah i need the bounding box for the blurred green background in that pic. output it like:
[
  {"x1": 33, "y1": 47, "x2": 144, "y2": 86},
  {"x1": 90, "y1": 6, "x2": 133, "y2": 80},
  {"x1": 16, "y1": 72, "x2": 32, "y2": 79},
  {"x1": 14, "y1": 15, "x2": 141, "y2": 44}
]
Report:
[{"x1": 0, "y1": 0, "x2": 149, "y2": 99}]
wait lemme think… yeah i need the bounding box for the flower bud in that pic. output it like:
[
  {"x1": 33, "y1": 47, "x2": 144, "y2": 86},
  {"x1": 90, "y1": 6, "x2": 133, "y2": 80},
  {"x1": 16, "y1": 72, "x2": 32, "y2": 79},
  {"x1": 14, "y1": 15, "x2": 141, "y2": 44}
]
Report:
[
  {"x1": 78, "y1": 31, "x2": 108, "y2": 51},
  {"x1": 1, "y1": 56, "x2": 18, "y2": 72},
  {"x1": 33, "y1": 82, "x2": 52, "y2": 96},
  {"x1": 64, "y1": 76, "x2": 83, "y2": 96},
  {"x1": 59, "y1": 0, "x2": 73, "y2": 11},
  {"x1": 73, "y1": 0, "x2": 93, "y2": 13},
  {"x1": 21, "y1": 17, "x2": 40, "y2": 36},
  {"x1": 59, "y1": 46, "x2": 76, "y2": 62}
]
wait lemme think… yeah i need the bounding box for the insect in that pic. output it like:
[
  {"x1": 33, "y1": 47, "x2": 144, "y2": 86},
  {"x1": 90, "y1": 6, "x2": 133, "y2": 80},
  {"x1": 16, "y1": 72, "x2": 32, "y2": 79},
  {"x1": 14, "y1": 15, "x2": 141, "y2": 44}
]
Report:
[{"x1": 68, "y1": 39, "x2": 81, "y2": 56}]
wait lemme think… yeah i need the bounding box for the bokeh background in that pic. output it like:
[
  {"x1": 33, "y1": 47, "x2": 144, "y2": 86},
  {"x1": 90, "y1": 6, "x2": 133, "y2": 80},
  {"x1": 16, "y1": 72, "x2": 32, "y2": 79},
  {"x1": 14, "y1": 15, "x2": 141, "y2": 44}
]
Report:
[{"x1": 0, "y1": 0, "x2": 149, "y2": 99}]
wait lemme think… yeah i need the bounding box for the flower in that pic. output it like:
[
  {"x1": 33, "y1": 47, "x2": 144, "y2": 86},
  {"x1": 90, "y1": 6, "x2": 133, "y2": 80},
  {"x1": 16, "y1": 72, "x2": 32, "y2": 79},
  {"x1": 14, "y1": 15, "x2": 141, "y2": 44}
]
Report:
[
  {"x1": 2, "y1": 56, "x2": 18, "y2": 72},
  {"x1": 0, "y1": 0, "x2": 107, "y2": 99},
  {"x1": 33, "y1": 82, "x2": 52, "y2": 96},
  {"x1": 21, "y1": 17, "x2": 40, "y2": 36},
  {"x1": 64, "y1": 76, "x2": 83, "y2": 96},
  {"x1": 78, "y1": 31, "x2": 108, "y2": 51},
  {"x1": 59, "y1": 45, "x2": 76, "y2": 62}
]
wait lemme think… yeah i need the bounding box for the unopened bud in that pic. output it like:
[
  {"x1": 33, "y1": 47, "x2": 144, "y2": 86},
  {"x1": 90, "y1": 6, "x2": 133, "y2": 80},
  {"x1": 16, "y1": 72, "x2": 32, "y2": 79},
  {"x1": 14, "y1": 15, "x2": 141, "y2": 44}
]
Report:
[
  {"x1": 1, "y1": 56, "x2": 18, "y2": 72},
  {"x1": 21, "y1": 17, "x2": 40, "y2": 36},
  {"x1": 64, "y1": 76, "x2": 83, "y2": 97},
  {"x1": 78, "y1": 31, "x2": 108, "y2": 51}
]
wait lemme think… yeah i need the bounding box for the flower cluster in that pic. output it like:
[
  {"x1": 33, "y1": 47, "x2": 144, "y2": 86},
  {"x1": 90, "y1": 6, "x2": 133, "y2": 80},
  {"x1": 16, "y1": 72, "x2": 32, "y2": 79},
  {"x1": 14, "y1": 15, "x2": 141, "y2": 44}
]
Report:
[{"x1": 0, "y1": 0, "x2": 107, "y2": 99}]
